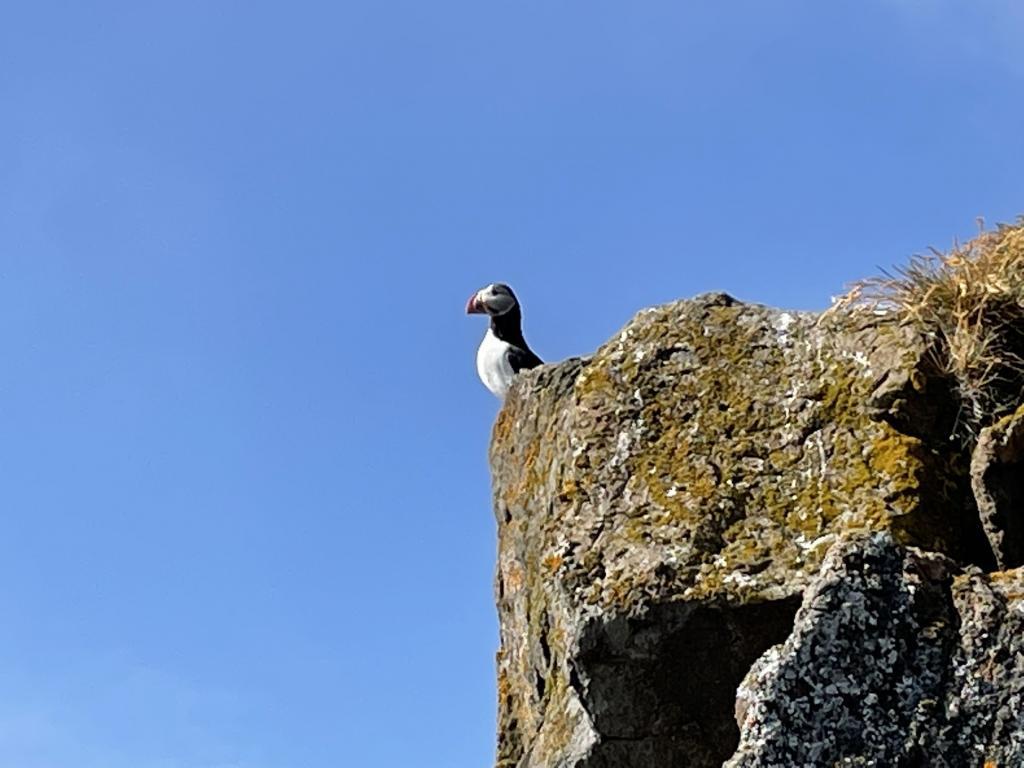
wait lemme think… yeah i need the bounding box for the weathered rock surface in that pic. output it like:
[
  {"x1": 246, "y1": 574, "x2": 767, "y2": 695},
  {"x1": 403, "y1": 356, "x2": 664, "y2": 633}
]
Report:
[
  {"x1": 489, "y1": 294, "x2": 1014, "y2": 767},
  {"x1": 730, "y1": 532, "x2": 1024, "y2": 767},
  {"x1": 972, "y1": 404, "x2": 1024, "y2": 569}
]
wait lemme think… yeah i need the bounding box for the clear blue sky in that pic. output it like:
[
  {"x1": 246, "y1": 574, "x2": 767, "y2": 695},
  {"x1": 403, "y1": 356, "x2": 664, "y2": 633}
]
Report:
[{"x1": 1, "y1": 2, "x2": 1021, "y2": 767}]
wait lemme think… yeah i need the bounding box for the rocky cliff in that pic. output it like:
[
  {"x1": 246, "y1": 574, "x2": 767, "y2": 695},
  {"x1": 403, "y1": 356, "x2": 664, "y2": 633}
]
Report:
[{"x1": 489, "y1": 224, "x2": 1024, "y2": 767}]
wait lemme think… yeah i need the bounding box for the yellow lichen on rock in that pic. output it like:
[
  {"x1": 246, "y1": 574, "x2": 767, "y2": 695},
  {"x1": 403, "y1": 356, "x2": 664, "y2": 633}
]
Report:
[{"x1": 489, "y1": 291, "x2": 990, "y2": 767}]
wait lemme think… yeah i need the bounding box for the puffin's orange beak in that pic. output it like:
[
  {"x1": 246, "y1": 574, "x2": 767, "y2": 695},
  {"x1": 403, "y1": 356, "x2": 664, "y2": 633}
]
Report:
[{"x1": 466, "y1": 294, "x2": 485, "y2": 314}]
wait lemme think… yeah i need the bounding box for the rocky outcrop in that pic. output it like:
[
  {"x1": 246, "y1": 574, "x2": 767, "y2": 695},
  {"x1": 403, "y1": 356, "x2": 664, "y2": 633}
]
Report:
[
  {"x1": 972, "y1": 404, "x2": 1024, "y2": 570},
  {"x1": 730, "y1": 532, "x2": 1024, "y2": 767},
  {"x1": 489, "y1": 291, "x2": 1022, "y2": 767}
]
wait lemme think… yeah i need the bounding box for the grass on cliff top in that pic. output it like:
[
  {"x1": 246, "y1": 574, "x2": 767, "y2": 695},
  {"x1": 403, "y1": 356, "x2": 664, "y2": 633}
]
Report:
[{"x1": 840, "y1": 217, "x2": 1024, "y2": 439}]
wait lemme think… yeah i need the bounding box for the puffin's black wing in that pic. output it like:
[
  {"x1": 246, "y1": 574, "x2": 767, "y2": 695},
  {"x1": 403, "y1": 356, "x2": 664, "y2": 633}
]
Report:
[{"x1": 508, "y1": 345, "x2": 543, "y2": 373}]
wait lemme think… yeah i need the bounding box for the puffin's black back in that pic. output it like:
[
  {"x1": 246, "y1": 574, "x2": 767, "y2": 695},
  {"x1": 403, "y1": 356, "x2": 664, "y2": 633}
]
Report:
[{"x1": 489, "y1": 287, "x2": 542, "y2": 371}]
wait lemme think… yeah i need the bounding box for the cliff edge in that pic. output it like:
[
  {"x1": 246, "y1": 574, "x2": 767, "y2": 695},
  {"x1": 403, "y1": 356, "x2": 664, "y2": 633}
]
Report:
[{"x1": 489, "y1": 223, "x2": 1024, "y2": 767}]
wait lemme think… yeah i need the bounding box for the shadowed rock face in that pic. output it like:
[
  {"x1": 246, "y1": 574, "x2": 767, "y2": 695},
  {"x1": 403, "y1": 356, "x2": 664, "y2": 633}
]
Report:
[
  {"x1": 575, "y1": 598, "x2": 799, "y2": 768},
  {"x1": 489, "y1": 293, "x2": 1019, "y2": 767},
  {"x1": 971, "y1": 404, "x2": 1024, "y2": 569}
]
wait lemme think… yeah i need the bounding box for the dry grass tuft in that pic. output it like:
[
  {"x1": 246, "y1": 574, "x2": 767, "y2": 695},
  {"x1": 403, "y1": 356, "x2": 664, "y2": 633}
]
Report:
[{"x1": 840, "y1": 218, "x2": 1024, "y2": 440}]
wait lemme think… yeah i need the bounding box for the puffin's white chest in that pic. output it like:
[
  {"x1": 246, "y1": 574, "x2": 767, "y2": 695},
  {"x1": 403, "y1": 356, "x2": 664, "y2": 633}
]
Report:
[{"x1": 476, "y1": 329, "x2": 515, "y2": 398}]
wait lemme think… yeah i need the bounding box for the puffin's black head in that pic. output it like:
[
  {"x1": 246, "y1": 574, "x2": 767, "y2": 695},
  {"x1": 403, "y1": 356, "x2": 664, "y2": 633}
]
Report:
[{"x1": 466, "y1": 283, "x2": 519, "y2": 316}]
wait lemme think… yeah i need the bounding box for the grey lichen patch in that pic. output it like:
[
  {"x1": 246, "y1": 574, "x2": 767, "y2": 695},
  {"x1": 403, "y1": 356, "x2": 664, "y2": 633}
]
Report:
[
  {"x1": 941, "y1": 567, "x2": 1024, "y2": 764},
  {"x1": 730, "y1": 536, "x2": 1024, "y2": 767},
  {"x1": 727, "y1": 533, "x2": 960, "y2": 767}
]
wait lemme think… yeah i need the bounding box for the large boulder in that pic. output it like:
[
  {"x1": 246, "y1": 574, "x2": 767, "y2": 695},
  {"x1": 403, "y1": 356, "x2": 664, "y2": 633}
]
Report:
[{"x1": 490, "y1": 294, "x2": 992, "y2": 767}]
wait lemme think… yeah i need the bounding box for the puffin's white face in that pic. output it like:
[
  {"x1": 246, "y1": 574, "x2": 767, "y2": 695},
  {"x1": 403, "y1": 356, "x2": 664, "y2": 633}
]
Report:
[{"x1": 466, "y1": 283, "x2": 518, "y2": 316}]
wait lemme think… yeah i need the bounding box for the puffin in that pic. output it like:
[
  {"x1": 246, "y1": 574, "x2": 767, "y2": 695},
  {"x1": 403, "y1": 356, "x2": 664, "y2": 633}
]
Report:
[{"x1": 466, "y1": 282, "x2": 543, "y2": 398}]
